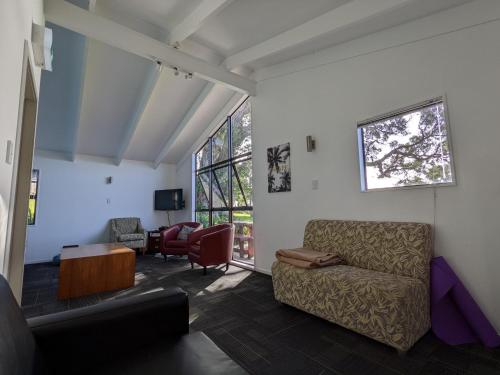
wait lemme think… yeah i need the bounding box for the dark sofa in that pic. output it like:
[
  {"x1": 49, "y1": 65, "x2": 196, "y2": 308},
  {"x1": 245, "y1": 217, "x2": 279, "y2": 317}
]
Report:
[{"x1": 0, "y1": 275, "x2": 246, "y2": 375}]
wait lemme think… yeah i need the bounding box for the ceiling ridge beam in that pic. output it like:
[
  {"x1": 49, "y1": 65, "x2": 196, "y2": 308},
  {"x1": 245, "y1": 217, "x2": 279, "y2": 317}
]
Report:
[
  {"x1": 224, "y1": 0, "x2": 414, "y2": 70},
  {"x1": 153, "y1": 82, "x2": 215, "y2": 168},
  {"x1": 114, "y1": 64, "x2": 161, "y2": 166},
  {"x1": 168, "y1": 0, "x2": 234, "y2": 44},
  {"x1": 44, "y1": 0, "x2": 256, "y2": 95}
]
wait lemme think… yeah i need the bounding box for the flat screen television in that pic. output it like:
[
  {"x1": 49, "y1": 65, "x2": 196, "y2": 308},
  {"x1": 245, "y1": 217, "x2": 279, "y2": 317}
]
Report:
[{"x1": 154, "y1": 189, "x2": 183, "y2": 211}]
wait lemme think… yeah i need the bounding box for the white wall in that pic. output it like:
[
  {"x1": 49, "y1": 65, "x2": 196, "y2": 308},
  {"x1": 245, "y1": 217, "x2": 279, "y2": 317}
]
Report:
[
  {"x1": 253, "y1": 1, "x2": 500, "y2": 330},
  {"x1": 25, "y1": 152, "x2": 176, "y2": 263},
  {"x1": 176, "y1": 0, "x2": 500, "y2": 331},
  {"x1": 0, "y1": 0, "x2": 44, "y2": 273},
  {"x1": 173, "y1": 156, "x2": 194, "y2": 224}
]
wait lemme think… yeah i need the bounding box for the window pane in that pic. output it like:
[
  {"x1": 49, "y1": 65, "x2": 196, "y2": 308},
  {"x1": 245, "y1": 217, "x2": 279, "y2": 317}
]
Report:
[
  {"x1": 359, "y1": 99, "x2": 454, "y2": 190},
  {"x1": 195, "y1": 172, "x2": 210, "y2": 210},
  {"x1": 233, "y1": 211, "x2": 253, "y2": 263},
  {"x1": 196, "y1": 142, "x2": 210, "y2": 170},
  {"x1": 196, "y1": 212, "x2": 209, "y2": 228},
  {"x1": 212, "y1": 122, "x2": 229, "y2": 163},
  {"x1": 28, "y1": 169, "x2": 39, "y2": 225},
  {"x1": 212, "y1": 167, "x2": 229, "y2": 208},
  {"x1": 231, "y1": 99, "x2": 251, "y2": 157},
  {"x1": 232, "y1": 159, "x2": 253, "y2": 207},
  {"x1": 212, "y1": 211, "x2": 229, "y2": 225}
]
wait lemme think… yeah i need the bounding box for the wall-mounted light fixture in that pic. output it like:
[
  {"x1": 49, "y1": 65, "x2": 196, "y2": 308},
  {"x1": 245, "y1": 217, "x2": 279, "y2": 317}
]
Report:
[
  {"x1": 105, "y1": 176, "x2": 112, "y2": 184},
  {"x1": 306, "y1": 135, "x2": 316, "y2": 152}
]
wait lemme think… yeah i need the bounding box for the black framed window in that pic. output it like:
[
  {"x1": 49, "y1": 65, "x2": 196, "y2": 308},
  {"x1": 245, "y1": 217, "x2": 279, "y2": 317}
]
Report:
[
  {"x1": 28, "y1": 169, "x2": 39, "y2": 225},
  {"x1": 194, "y1": 98, "x2": 253, "y2": 263}
]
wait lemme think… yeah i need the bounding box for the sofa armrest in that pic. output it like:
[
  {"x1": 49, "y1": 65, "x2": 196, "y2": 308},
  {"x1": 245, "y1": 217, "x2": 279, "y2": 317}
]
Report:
[
  {"x1": 161, "y1": 226, "x2": 180, "y2": 243},
  {"x1": 110, "y1": 228, "x2": 120, "y2": 242},
  {"x1": 188, "y1": 226, "x2": 215, "y2": 245},
  {"x1": 28, "y1": 288, "x2": 188, "y2": 372}
]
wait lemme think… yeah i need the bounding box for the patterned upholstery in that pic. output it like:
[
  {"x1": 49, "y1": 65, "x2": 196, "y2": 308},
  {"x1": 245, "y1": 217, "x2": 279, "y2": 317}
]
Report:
[
  {"x1": 272, "y1": 219, "x2": 433, "y2": 351},
  {"x1": 110, "y1": 217, "x2": 146, "y2": 249}
]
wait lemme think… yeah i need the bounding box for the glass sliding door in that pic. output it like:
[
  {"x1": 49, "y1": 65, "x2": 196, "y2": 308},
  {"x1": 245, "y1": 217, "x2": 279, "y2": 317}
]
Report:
[{"x1": 194, "y1": 97, "x2": 254, "y2": 265}]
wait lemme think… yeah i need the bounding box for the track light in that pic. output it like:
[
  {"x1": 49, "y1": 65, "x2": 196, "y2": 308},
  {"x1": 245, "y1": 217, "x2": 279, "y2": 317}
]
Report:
[
  {"x1": 173, "y1": 67, "x2": 179, "y2": 76},
  {"x1": 184, "y1": 72, "x2": 193, "y2": 80},
  {"x1": 156, "y1": 60, "x2": 163, "y2": 72}
]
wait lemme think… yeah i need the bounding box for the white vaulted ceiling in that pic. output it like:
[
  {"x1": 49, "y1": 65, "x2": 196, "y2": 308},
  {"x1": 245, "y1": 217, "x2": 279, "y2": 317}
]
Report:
[{"x1": 37, "y1": 0, "x2": 476, "y2": 166}]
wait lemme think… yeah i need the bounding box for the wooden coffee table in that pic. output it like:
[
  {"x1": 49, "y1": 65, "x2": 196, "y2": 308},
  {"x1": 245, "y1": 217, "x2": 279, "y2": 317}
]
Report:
[{"x1": 58, "y1": 243, "x2": 136, "y2": 300}]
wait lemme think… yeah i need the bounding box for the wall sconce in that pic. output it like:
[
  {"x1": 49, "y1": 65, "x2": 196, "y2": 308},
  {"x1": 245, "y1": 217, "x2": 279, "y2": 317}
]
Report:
[
  {"x1": 306, "y1": 135, "x2": 316, "y2": 152},
  {"x1": 105, "y1": 176, "x2": 112, "y2": 184}
]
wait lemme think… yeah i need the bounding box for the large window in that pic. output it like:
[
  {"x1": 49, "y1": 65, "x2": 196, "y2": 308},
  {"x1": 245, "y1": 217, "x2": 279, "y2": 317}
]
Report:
[
  {"x1": 357, "y1": 97, "x2": 455, "y2": 191},
  {"x1": 28, "y1": 169, "x2": 39, "y2": 225},
  {"x1": 195, "y1": 98, "x2": 253, "y2": 264}
]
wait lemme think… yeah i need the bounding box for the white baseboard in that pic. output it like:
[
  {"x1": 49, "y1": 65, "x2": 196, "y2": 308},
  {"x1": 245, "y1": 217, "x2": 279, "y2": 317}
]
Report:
[
  {"x1": 24, "y1": 258, "x2": 53, "y2": 265},
  {"x1": 255, "y1": 266, "x2": 271, "y2": 276}
]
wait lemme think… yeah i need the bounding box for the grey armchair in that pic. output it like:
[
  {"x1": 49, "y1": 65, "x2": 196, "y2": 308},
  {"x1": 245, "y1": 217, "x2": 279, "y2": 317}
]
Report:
[{"x1": 110, "y1": 217, "x2": 147, "y2": 253}]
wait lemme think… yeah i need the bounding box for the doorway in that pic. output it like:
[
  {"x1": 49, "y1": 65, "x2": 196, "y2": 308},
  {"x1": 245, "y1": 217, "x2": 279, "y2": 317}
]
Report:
[{"x1": 4, "y1": 41, "x2": 38, "y2": 303}]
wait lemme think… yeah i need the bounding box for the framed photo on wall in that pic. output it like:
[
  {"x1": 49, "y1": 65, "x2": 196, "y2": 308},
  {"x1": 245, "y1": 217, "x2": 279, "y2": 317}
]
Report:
[{"x1": 267, "y1": 142, "x2": 291, "y2": 193}]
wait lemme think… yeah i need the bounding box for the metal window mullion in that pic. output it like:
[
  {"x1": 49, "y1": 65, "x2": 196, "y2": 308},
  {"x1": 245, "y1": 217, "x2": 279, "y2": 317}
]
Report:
[
  {"x1": 232, "y1": 163, "x2": 248, "y2": 207},
  {"x1": 212, "y1": 169, "x2": 228, "y2": 209},
  {"x1": 228, "y1": 115, "x2": 233, "y2": 224},
  {"x1": 208, "y1": 137, "x2": 213, "y2": 226}
]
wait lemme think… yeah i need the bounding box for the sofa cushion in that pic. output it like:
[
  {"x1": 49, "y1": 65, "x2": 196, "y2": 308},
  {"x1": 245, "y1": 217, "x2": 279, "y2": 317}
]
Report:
[
  {"x1": 302, "y1": 220, "x2": 432, "y2": 285},
  {"x1": 166, "y1": 240, "x2": 188, "y2": 248},
  {"x1": 272, "y1": 261, "x2": 429, "y2": 351},
  {"x1": 119, "y1": 233, "x2": 144, "y2": 242},
  {"x1": 112, "y1": 218, "x2": 141, "y2": 235},
  {"x1": 189, "y1": 244, "x2": 200, "y2": 254},
  {"x1": 92, "y1": 332, "x2": 246, "y2": 375}
]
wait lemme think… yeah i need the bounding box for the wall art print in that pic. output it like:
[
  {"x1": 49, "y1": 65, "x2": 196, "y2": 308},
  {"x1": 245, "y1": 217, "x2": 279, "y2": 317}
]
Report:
[{"x1": 267, "y1": 142, "x2": 291, "y2": 193}]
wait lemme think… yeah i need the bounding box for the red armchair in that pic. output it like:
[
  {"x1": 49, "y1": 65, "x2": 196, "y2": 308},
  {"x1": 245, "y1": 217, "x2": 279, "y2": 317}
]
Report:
[
  {"x1": 188, "y1": 224, "x2": 235, "y2": 275},
  {"x1": 160, "y1": 222, "x2": 202, "y2": 261}
]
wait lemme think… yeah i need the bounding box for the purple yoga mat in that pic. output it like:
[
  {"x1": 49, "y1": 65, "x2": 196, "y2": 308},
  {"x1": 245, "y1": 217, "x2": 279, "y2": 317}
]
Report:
[{"x1": 431, "y1": 256, "x2": 500, "y2": 348}]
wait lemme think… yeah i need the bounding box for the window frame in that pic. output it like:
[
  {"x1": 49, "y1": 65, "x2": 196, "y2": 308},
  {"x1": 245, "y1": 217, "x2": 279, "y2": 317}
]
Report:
[
  {"x1": 194, "y1": 97, "x2": 252, "y2": 226},
  {"x1": 28, "y1": 169, "x2": 40, "y2": 226},
  {"x1": 357, "y1": 96, "x2": 457, "y2": 192}
]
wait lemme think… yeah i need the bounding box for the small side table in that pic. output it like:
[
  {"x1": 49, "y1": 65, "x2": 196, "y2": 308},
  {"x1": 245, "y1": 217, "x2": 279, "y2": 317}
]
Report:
[{"x1": 148, "y1": 230, "x2": 162, "y2": 254}]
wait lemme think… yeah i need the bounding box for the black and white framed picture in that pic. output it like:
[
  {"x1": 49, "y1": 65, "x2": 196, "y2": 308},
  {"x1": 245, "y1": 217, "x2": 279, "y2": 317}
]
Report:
[{"x1": 267, "y1": 142, "x2": 291, "y2": 193}]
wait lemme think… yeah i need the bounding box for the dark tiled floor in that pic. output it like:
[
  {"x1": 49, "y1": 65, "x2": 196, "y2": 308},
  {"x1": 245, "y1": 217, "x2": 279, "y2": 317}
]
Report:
[{"x1": 23, "y1": 256, "x2": 500, "y2": 375}]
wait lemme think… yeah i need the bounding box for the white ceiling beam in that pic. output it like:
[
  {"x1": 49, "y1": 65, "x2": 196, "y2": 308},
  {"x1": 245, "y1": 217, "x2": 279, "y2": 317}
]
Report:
[
  {"x1": 68, "y1": 0, "x2": 96, "y2": 161},
  {"x1": 112, "y1": 0, "x2": 227, "y2": 165},
  {"x1": 113, "y1": 1, "x2": 229, "y2": 165},
  {"x1": 168, "y1": 0, "x2": 233, "y2": 44},
  {"x1": 114, "y1": 65, "x2": 161, "y2": 165},
  {"x1": 224, "y1": 0, "x2": 414, "y2": 70},
  {"x1": 44, "y1": 0, "x2": 256, "y2": 95},
  {"x1": 153, "y1": 82, "x2": 216, "y2": 168}
]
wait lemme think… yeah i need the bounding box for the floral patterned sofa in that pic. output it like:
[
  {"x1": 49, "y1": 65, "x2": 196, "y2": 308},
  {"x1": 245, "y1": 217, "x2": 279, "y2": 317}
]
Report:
[{"x1": 272, "y1": 219, "x2": 433, "y2": 352}]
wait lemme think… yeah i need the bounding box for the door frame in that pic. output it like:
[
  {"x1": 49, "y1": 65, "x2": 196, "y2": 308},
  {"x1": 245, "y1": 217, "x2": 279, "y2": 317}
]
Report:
[{"x1": 3, "y1": 40, "x2": 38, "y2": 302}]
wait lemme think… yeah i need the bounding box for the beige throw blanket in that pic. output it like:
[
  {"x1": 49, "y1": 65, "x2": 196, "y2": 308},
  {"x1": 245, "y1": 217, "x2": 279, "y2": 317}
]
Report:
[{"x1": 275, "y1": 247, "x2": 344, "y2": 269}]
